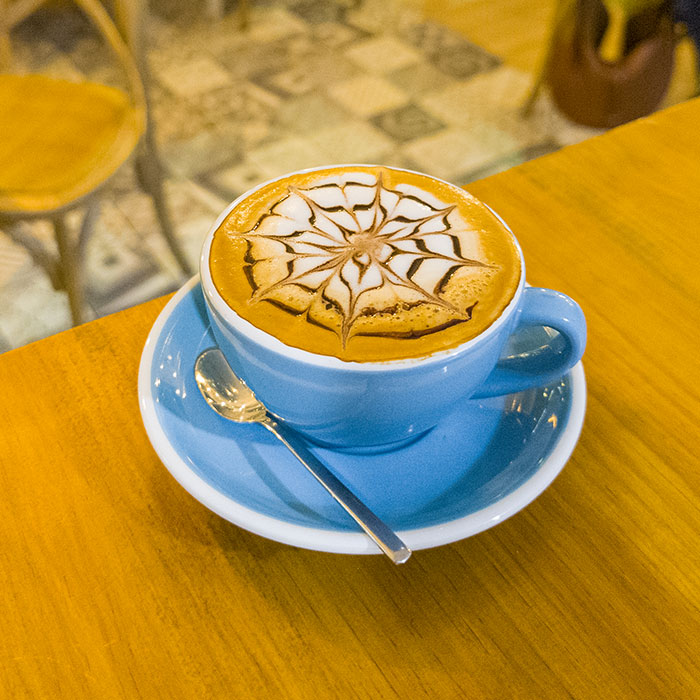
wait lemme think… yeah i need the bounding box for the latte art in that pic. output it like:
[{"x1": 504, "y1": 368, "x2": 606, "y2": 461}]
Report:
[
  {"x1": 210, "y1": 166, "x2": 521, "y2": 362},
  {"x1": 241, "y1": 173, "x2": 491, "y2": 346}
]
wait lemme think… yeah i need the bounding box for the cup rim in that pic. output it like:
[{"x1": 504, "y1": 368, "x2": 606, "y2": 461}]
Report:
[{"x1": 199, "y1": 164, "x2": 525, "y2": 371}]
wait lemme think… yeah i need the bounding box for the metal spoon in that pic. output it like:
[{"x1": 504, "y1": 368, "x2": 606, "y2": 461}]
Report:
[{"x1": 194, "y1": 348, "x2": 412, "y2": 564}]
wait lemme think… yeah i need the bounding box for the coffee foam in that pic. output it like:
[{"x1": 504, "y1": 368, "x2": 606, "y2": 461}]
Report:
[{"x1": 210, "y1": 166, "x2": 521, "y2": 362}]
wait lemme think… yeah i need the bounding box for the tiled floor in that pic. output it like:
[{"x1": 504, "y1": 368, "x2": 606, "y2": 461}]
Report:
[{"x1": 0, "y1": 0, "x2": 609, "y2": 352}]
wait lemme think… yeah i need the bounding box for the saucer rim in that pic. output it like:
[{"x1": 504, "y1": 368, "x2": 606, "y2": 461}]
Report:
[{"x1": 138, "y1": 277, "x2": 586, "y2": 555}]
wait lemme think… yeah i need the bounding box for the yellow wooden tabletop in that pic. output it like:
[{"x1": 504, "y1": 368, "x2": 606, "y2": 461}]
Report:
[{"x1": 2, "y1": 98, "x2": 699, "y2": 699}]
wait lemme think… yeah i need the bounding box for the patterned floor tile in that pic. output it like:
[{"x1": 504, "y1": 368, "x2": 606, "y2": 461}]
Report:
[
  {"x1": 218, "y1": 39, "x2": 290, "y2": 78},
  {"x1": 109, "y1": 191, "x2": 160, "y2": 247},
  {"x1": 243, "y1": 6, "x2": 309, "y2": 43},
  {"x1": 521, "y1": 139, "x2": 566, "y2": 160},
  {"x1": 260, "y1": 51, "x2": 359, "y2": 97},
  {"x1": 345, "y1": 0, "x2": 422, "y2": 37},
  {"x1": 327, "y1": 74, "x2": 409, "y2": 117},
  {"x1": 39, "y1": 52, "x2": 86, "y2": 83},
  {"x1": 0, "y1": 237, "x2": 30, "y2": 287},
  {"x1": 121, "y1": 180, "x2": 221, "y2": 262},
  {"x1": 10, "y1": 37, "x2": 56, "y2": 74},
  {"x1": 85, "y1": 243, "x2": 166, "y2": 314},
  {"x1": 344, "y1": 36, "x2": 423, "y2": 74},
  {"x1": 91, "y1": 272, "x2": 181, "y2": 317},
  {"x1": 153, "y1": 55, "x2": 233, "y2": 98},
  {"x1": 375, "y1": 149, "x2": 426, "y2": 174},
  {"x1": 387, "y1": 61, "x2": 452, "y2": 95},
  {"x1": 421, "y1": 66, "x2": 535, "y2": 122},
  {"x1": 401, "y1": 126, "x2": 523, "y2": 182},
  {"x1": 205, "y1": 161, "x2": 278, "y2": 200},
  {"x1": 399, "y1": 19, "x2": 501, "y2": 79},
  {"x1": 310, "y1": 21, "x2": 368, "y2": 49},
  {"x1": 308, "y1": 121, "x2": 396, "y2": 164},
  {"x1": 159, "y1": 13, "x2": 244, "y2": 54},
  {"x1": 13, "y1": 219, "x2": 56, "y2": 249},
  {"x1": 371, "y1": 102, "x2": 446, "y2": 143},
  {"x1": 429, "y1": 42, "x2": 501, "y2": 80},
  {"x1": 149, "y1": 85, "x2": 205, "y2": 145},
  {"x1": 0, "y1": 330, "x2": 12, "y2": 354},
  {"x1": 151, "y1": 0, "x2": 205, "y2": 26},
  {"x1": 232, "y1": 120, "x2": 276, "y2": 152},
  {"x1": 162, "y1": 179, "x2": 227, "y2": 227},
  {"x1": 247, "y1": 136, "x2": 332, "y2": 179},
  {"x1": 454, "y1": 139, "x2": 561, "y2": 186},
  {"x1": 419, "y1": 66, "x2": 560, "y2": 150},
  {"x1": 289, "y1": 0, "x2": 352, "y2": 24},
  {"x1": 272, "y1": 93, "x2": 352, "y2": 134},
  {"x1": 66, "y1": 36, "x2": 112, "y2": 83},
  {"x1": 185, "y1": 81, "x2": 280, "y2": 128},
  {"x1": 161, "y1": 129, "x2": 244, "y2": 179},
  {"x1": 215, "y1": 36, "x2": 308, "y2": 80},
  {"x1": 0, "y1": 262, "x2": 73, "y2": 346},
  {"x1": 15, "y1": 5, "x2": 92, "y2": 53}
]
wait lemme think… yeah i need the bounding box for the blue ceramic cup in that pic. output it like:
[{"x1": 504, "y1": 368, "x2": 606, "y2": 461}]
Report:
[{"x1": 200, "y1": 172, "x2": 586, "y2": 451}]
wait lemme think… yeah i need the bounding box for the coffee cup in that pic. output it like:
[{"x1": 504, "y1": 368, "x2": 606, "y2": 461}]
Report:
[{"x1": 200, "y1": 165, "x2": 586, "y2": 451}]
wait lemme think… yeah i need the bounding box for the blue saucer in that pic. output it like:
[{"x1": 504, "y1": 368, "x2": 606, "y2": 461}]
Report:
[{"x1": 139, "y1": 278, "x2": 586, "y2": 555}]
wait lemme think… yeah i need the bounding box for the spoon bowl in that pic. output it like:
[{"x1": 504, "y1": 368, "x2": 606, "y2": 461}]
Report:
[{"x1": 194, "y1": 348, "x2": 267, "y2": 423}]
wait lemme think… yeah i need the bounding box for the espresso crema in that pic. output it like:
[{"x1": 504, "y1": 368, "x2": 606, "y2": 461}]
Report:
[{"x1": 209, "y1": 166, "x2": 521, "y2": 362}]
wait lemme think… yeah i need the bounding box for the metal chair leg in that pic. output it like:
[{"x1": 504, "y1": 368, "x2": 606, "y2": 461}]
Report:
[
  {"x1": 238, "y1": 0, "x2": 250, "y2": 29},
  {"x1": 205, "y1": 0, "x2": 249, "y2": 26},
  {"x1": 521, "y1": 0, "x2": 575, "y2": 116},
  {"x1": 135, "y1": 138, "x2": 193, "y2": 276},
  {"x1": 2, "y1": 220, "x2": 62, "y2": 289},
  {"x1": 53, "y1": 216, "x2": 86, "y2": 326},
  {"x1": 522, "y1": 77, "x2": 544, "y2": 116}
]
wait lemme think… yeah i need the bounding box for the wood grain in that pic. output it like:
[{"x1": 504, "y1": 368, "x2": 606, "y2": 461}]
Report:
[{"x1": 2, "y1": 99, "x2": 700, "y2": 698}]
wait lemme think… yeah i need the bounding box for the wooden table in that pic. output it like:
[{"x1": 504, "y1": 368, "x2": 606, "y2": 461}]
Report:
[{"x1": 2, "y1": 98, "x2": 699, "y2": 699}]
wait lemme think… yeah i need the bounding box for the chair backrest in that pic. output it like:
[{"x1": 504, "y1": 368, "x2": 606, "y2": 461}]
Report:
[{"x1": 0, "y1": 0, "x2": 145, "y2": 118}]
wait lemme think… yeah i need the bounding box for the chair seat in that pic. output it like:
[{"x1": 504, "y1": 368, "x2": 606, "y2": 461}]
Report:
[{"x1": 0, "y1": 74, "x2": 144, "y2": 214}]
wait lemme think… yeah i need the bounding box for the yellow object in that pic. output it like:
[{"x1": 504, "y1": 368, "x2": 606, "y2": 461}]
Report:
[
  {"x1": 597, "y1": 0, "x2": 668, "y2": 62},
  {"x1": 0, "y1": 74, "x2": 143, "y2": 212}
]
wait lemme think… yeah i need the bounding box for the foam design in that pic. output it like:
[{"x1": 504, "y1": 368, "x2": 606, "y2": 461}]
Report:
[{"x1": 235, "y1": 171, "x2": 496, "y2": 346}]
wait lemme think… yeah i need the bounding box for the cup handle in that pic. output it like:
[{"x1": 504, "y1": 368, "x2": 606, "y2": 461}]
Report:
[{"x1": 471, "y1": 287, "x2": 587, "y2": 399}]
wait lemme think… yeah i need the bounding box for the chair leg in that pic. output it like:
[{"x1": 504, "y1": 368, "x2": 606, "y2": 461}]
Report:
[
  {"x1": 2, "y1": 220, "x2": 62, "y2": 289},
  {"x1": 53, "y1": 215, "x2": 87, "y2": 326},
  {"x1": 135, "y1": 139, "x2": 193, "y2": 276},
  {"x1": 205, "y1": 0, "x2": 249, "y2": 25},
  {"x1": 78, "y1": 199, "x2": 101, "y2": 258},
  {"x1": 238, "y1": 0, "x2": 250, "y2": 29},
  {"x1": 522, "y1": 75, "x2": 545, "y2": 116},
  {"x1": 521, "y1": 0, "x2": 575, "y2": 116}
]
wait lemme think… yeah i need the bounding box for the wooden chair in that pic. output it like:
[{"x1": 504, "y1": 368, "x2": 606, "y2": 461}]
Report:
[{"x1": 0, "y1": 0, "x2": 192, "y2": 325}]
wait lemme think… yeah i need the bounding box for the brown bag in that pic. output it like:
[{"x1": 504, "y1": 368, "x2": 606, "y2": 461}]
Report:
[{"x1": 545, "y1": 0, "x2": 676, "y2": 128}]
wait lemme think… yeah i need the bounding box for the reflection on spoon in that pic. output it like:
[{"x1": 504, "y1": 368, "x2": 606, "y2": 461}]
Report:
[{"x1": 194, "y1": 347, "x2": 411, "y2": 564}]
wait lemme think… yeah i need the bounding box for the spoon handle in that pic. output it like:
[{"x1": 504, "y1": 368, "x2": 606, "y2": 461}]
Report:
[{"x1": 263, "y1": 419, "x2": 412, "y2": 564}]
